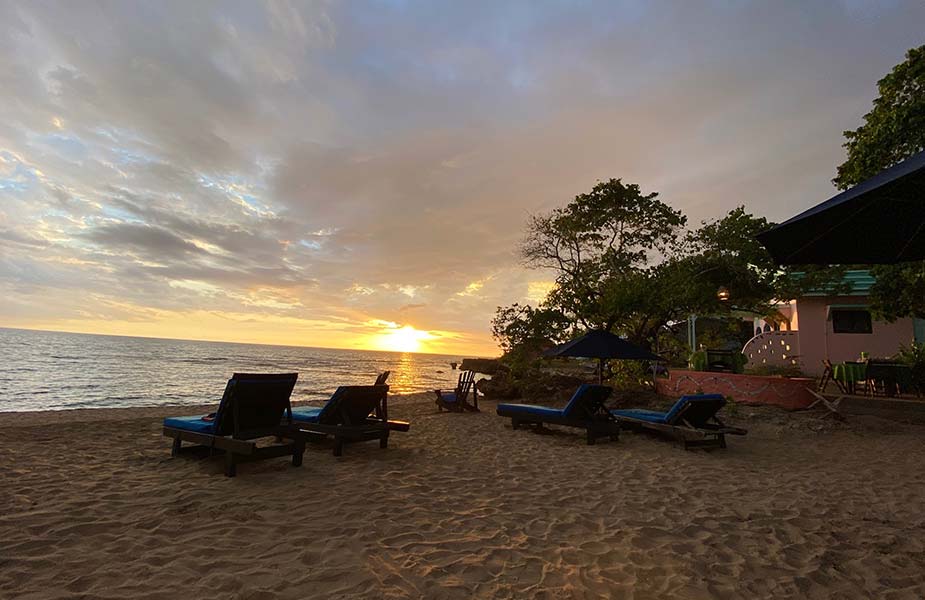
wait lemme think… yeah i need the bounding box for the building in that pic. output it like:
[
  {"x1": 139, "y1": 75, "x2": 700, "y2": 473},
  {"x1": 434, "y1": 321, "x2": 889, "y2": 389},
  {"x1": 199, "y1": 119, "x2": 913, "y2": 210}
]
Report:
[{"x1": 743, "y1": 271, "x2": 925, "y2": 376}]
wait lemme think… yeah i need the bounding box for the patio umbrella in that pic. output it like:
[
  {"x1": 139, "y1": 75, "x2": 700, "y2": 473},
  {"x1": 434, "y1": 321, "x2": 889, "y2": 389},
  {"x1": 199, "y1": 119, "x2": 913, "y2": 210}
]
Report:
[
  {"x1": 757, "y1": 150, "x2": 925, "y2": 265},
  {"x1": 544, "y1": 330, "x2": 664, "y2": 384}
]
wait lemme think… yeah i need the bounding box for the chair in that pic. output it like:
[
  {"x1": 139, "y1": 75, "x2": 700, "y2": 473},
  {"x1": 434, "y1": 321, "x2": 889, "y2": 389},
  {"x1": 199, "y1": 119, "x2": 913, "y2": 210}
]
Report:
[
  {"x1": 611, "y1": 394, "x2": 746, "y2": 450},
  {"x1": 820, "y1": 359, "x2": 847, "y2": 393},
  {"x1": 290, "y1": 385, "x2": 409, "y2": 456},
  {"x1": 496, "y1": 384, "x2": 619, "y2": 445},
  {"x1": 435, "y1": 370, "x2": 479, "y2": 412},
  {"x1": 374, "y1": 371, "x2": 390, "y2": 386},
  {"x1": 163, "y1": 373, "x2": 305, "y2": 477}
]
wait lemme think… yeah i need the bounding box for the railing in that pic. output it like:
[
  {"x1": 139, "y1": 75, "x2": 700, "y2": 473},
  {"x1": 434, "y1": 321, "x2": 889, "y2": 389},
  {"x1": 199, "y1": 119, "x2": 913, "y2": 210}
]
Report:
[{"x1": 742, "y1": 330, "x2": 800, "y2": 368}]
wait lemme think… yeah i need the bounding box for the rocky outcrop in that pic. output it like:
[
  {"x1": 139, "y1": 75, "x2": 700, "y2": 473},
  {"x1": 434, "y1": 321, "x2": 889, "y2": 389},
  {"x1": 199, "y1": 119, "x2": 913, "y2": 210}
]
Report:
[{"x1": 460, "y1": 358, "x2": 510, "y2": 376}]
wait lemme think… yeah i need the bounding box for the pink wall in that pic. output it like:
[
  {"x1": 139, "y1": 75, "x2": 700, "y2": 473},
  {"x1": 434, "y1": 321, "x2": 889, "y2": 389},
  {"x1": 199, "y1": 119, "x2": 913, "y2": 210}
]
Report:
[
  {"x1": 657, "y1": 371, "x2": 815, "y2": 410},
  {"x1": 795, "y1": 296, "x2": 915, "y2": 376}
]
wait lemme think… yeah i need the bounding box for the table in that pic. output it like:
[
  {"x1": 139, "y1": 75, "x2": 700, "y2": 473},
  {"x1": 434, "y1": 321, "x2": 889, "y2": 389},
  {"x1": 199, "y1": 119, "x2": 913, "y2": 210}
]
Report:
[
  {"x1": 865, "y1": 362, "x2": 913, "y2": 397},
  {"x1": 833, "y1": 362, "x2": 866, "y2": 394}
]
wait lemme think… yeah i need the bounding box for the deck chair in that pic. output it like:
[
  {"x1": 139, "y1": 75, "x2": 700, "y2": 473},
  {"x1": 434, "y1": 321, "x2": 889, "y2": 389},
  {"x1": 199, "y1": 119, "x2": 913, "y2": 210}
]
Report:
[
  {"x1": 611, "y1": 394, "x2": 746, "y2": 450},
  {"x1": 374, "y1": 371, "x2": 390, "y2": 385},
  {"x1": 820, "y1": 359, "x2": 847, "y2": 393},
  {"x1": 435, "y1": 370, "x2": 479, "y2": 412},
  {"x1": 290, "y1": 385, "x2": 409, "y2": 456},
  {"x1": 496, "y1": 384, "x2": 619, "y2": 445},
  {"x1": 163, "y1": 373, "x2": 305, "y2": 477}
]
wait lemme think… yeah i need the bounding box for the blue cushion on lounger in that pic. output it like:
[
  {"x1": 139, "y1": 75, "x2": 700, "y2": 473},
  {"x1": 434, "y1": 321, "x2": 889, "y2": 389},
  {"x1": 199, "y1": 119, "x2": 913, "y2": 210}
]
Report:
[
  {"x1": 610, "y1": 408, "x2": 670, "y2": 424},
  {"x1": 163, "y1": 415, "x2": 217, "y2": 434},
  {"x1": 292, "y1": 386, "x2": 351, "y2": 423},
  {"x1": 438, "y1": 392, "x2": 460, "y2": 403},
  {"x1": 290, "y1": 406, "x2": 324, "y2": 422},
  {"x1": 612, "y1": 394, "x2": 726, "y2": 424},
  {"x1": 496, "y1": 403, "x2": 564, "y2": 419}
]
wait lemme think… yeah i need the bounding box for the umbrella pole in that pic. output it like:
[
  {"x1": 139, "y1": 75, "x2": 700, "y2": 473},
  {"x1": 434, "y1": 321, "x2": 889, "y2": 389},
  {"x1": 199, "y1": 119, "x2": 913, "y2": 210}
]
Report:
[{"x1": 599, "y1": 358, "x2": 604, "y2": 384}]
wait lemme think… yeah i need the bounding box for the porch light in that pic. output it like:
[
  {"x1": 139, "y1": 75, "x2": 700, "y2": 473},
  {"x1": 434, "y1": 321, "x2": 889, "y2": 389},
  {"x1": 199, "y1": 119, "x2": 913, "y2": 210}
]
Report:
[{"x1": 717, "y1": 286, "x2": 731, "y2": 302}]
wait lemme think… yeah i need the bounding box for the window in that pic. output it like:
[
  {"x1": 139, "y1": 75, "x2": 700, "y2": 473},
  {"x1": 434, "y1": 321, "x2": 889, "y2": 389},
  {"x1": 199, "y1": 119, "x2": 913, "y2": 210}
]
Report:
[{"x1": 832, "y1": 309, "x2": 872, "y2": 334}]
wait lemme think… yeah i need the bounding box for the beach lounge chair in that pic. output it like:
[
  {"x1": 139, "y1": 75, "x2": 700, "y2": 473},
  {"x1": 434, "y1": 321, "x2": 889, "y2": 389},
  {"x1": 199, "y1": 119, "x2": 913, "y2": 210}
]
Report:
[
  {"x1": 374, "y1": 370, "x2": 390, "y2": 385},
  {"x1": 611, "y1": 394, "x2": 746, "y2": 449},
  {"x1": 163, "y1": 373, "x2": 305, "y2": 477},
  {"x1": 290, "y1": 385, "x2": 410, "y2": 456},
  {"x1": 496, "y1": 384, "x2": 619, "y2": 445},
  {"x1": 435, "y1": 370, "x2": 479, "y2": 412}
]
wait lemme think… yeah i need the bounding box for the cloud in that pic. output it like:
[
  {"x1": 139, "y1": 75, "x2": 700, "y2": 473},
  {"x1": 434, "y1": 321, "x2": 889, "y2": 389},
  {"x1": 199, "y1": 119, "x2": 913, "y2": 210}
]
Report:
[{"x1": 1, "y1": 0, "x2": 924, "y2": 354}]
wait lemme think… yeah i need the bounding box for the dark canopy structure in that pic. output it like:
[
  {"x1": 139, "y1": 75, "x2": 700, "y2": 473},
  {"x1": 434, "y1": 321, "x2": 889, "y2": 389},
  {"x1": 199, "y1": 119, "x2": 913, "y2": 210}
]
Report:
[
  {"x1": 757, "y1": 150, "x2": 925, "y2": 265},
  {"x1": 544, "y1": 330, "x2": 663, "y2": 384}
]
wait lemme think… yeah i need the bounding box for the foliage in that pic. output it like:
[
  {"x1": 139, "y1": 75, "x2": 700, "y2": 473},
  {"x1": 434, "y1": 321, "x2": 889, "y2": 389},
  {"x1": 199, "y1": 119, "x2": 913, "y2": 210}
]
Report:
[
  {"x1": 520, "y1": 178, "x2": 686, "y2": 335},
  {"x1": 745, "y1": 364, "x2": 806, "y2": 378},
  {"x1": 834, "y1": 45, "x2": 925, "y2": 321},
  {"x1": 896, "y1": 342, "x2": 925, "y2": 395},
  {"x1": 834, "y1": 45, "x2": 925, "y2": 189},
  {"x1": 867, "y1": 263, "x2": 925, "y2": 320},
  {"x1": 688, "y1": 350, "x2": 747, "y2": 374},
  {"x1": 605, "y1": 359, "x2": 653, "y2": 391},
  {"x1": 490, "y1": 303, "x2": 570, "y2": 370},
  {"x1": 495, "y1": 179, "x2": 842, "y2": 362}
]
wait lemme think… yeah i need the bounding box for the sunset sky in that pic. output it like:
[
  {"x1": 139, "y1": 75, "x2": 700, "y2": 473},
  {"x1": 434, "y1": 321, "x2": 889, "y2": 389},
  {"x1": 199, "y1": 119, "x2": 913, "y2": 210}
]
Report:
[{"x1": 1, "y1": 1, "x2": 923, "y2": 356}]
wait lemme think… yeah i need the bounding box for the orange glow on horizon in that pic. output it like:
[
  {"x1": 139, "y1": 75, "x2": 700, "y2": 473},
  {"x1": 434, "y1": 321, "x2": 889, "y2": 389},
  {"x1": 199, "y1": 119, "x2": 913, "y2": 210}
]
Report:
[
  {"x1": 7, "y1": 310, "x2": 497, "y2": 357},
  {"x1": 368, "y1": 323, "x2": 437, "y2": 353}
]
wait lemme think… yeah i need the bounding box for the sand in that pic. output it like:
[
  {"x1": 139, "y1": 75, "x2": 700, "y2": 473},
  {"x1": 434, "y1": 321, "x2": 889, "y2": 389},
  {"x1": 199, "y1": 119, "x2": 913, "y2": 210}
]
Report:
[{"x1": 2, "y1": 393, "x2": 925, "y2": 599}]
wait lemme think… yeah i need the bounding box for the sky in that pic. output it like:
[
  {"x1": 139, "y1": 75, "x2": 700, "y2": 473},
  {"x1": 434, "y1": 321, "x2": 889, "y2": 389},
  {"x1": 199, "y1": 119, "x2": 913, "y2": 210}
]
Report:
[{"x1": 1, "y1": 1, "x2": 923, "y2": 356}]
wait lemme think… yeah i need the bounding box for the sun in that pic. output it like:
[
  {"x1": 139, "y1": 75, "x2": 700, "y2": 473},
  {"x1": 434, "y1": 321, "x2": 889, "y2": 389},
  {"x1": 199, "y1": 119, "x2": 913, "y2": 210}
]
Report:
[{"x1": 372, "y1": 324, "x2": 435, "y2": 353}]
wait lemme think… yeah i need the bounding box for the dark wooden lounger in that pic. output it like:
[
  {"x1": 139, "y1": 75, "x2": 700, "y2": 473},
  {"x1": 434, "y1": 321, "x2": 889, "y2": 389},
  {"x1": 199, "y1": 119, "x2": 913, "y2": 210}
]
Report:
[
  {"x1": 435, "y1": 370, "x2": 479, "y2": 412},
  {"x1": 163, "y1": 372, "x2": 305, "y2": 477},
  {"x1": 291, "y1": 384, "x2": 409, "y2": 456},
  {"x1": 496, "y1": 384, "x2": 619, "y2": 445},
  {"x1": 611, "y1": 394, "x2": 747, "y2": 450}
]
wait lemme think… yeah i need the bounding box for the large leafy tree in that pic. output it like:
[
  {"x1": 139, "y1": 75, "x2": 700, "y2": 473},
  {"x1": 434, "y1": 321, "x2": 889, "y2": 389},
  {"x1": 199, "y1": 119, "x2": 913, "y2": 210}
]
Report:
[
  {"x1": 519, "y1": 178, "x2": 686, "y2": 335},
  {"x1": 835, "y1": 45, "x2": 925, "y2": 320},
  {"x1": 495, "y1": 175, "x2": 837, "y2": 358}
]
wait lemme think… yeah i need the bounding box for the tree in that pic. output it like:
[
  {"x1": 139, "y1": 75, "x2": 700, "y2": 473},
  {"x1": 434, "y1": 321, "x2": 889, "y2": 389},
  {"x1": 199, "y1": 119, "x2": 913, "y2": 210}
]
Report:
[
  {"x1": 519, "y1": 178, "x2": 686, "y2": 333},
  {"x1": 490, "y1": 303, "x2": 570, "y2": 359},
  {"x1": 834, "y1": 45, "x2": 925, "y2": 320},
  {"x1": 834, "y1": 45, "x2": 925, "y2": 189}
]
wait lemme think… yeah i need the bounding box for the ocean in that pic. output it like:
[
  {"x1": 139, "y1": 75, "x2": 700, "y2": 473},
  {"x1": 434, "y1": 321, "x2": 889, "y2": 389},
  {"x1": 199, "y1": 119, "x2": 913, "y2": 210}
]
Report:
[{"x1": 0, "y1": 328, "x2": 474, "y2": 412}]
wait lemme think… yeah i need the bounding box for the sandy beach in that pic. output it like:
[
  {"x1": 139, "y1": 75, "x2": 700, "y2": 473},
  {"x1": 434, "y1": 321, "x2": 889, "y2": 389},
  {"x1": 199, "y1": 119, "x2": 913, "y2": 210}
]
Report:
[{"x1": 2, "y1": 393, "x2": 925, "y2": 599}]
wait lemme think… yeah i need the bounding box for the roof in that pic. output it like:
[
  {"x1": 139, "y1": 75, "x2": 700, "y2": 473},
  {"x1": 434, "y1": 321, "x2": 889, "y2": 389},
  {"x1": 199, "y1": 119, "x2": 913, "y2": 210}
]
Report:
[{"x1": 800, "y1": 269, "x2": 875, "y2": 297}]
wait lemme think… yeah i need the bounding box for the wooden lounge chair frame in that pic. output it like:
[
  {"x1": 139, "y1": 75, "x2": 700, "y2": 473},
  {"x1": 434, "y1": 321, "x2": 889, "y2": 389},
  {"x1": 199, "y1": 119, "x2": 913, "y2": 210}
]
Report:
[
  {"x1": 821, "y1": 358, "x2": 849, "y2": 394},
  {"x1": 614, "y1": 396, "x2": 746, "y2": 450},
  {"x1": 435, "y1": 370, "x2": 479, "y2": 412},
  {"x1": 496, "y1": 385, "x2": 620, "y2": 445},
  {"x1": 163, "y1": 373, "x2": 305, "y2": 477},
  {"x1": 293, "y1": 385, "x2": 409, "y2": 456}
]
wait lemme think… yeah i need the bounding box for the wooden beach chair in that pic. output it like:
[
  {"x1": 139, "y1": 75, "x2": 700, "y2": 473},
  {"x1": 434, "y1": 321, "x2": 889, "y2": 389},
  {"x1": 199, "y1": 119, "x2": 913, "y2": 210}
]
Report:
[
  {"x1": 821, "y1": 359, "x2": 848, "y2": 393},
  {"x1": 435, "y1": 370, "x2": 479, "y2": 412},
  {"x1": 496, "y1": 384, "x2": 620, "y2": 445},
  {"x1": 611, "y1": 394, "x2": 746, "y2": 450},
  {"x1": 163, "y1": 373, "x2": 305, "y2": 477},
  {"x1": 290, "y1": 385, "x2": 410, "y2": 456}
]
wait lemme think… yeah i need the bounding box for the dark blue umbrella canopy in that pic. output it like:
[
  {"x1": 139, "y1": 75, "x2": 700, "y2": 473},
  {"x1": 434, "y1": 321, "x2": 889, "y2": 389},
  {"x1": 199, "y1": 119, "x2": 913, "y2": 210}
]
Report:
[
  {"x1": 545, "y1": 330, "x2": 663, "y2": 360},
  {"x1": 545, "y1": 330, "x2": 663, "y2": 383},
  {"x1": 757, "y1": 150, "x2": 925, "y2": 265}
]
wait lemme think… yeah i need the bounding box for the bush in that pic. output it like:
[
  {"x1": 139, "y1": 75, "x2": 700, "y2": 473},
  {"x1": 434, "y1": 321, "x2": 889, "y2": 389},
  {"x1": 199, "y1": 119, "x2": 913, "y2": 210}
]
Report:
[
  {"x1": 745, "y1": 364, "x2": 806, "y2": 378},
  {"x1": 896, "y1": 343, "x2": 925, "y2": 395}
]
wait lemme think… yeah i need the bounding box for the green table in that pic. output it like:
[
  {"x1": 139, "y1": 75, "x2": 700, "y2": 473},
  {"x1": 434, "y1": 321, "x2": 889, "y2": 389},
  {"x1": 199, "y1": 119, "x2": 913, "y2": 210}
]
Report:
[{"x1": 833, "y1": 362, "x2": 867, "y2": 394}]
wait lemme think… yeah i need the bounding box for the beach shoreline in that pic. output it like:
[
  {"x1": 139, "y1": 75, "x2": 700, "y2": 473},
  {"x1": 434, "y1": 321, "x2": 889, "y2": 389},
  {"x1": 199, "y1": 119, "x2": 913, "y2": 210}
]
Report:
[{"x1": 3, "y1": 393, "x2": 925, "y2": 598}]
